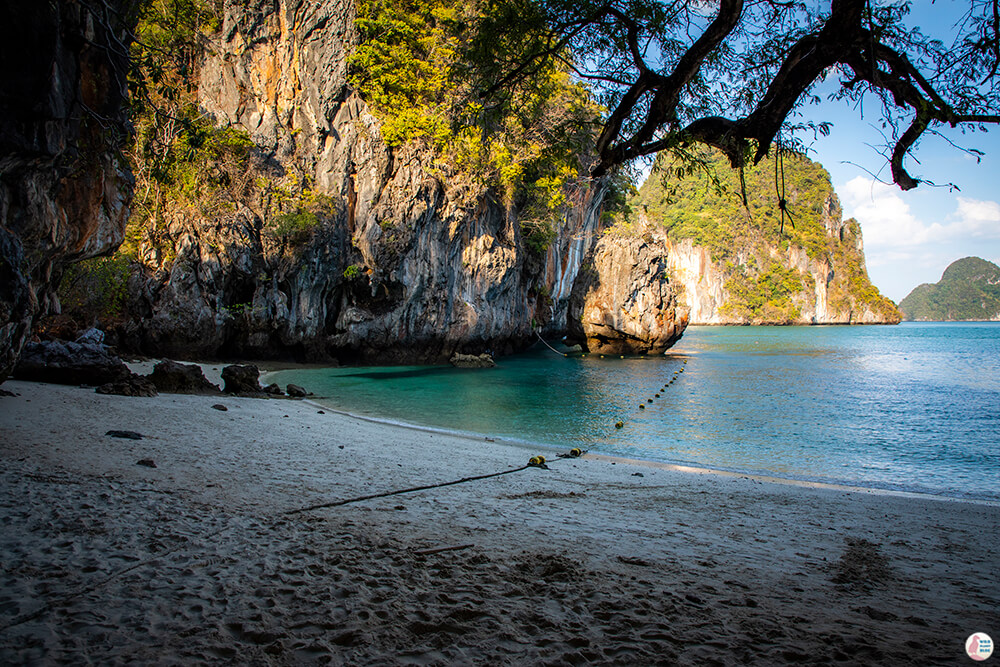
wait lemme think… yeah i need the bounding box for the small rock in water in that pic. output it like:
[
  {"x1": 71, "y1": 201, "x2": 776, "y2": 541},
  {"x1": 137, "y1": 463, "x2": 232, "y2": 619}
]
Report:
[
  {"x1": 614, "y1": 421, "x2": 624, "y2": 429},
  {"x1": 317, "y1": 410, "x2": 325, "y2": 414},
  {"x1": 287, "y1": 384, "x2": 308, "y2": 398},
  {"x1": 632, "y1": 472, "x2": 644, "y2": 477},
  {"x1": 449, "y1": 353, "x2": 496, "y2": 368},
  {"x1": 211, "y1": 404, "x2": 228, "y2": 411},
  {"x1": 136, "y1": 459, "x2": 157, "y2": 468},
  {"x1": 106, "y1": 430, "x2": 143, "y2": 440}
]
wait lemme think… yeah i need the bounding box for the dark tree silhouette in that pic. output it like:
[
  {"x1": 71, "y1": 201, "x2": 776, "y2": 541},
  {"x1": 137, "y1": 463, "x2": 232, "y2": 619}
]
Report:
[{"x1": 471, "y1": 0, "x2": 1000, "y2": 188}]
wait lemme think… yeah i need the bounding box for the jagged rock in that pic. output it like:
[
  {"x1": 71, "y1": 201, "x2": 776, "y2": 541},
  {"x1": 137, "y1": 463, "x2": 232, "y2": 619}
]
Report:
[
  {"x1": 0, "y1": 1, "x2": 133, "y2": 382},
  {"x1": 569, "y1": 231, "x2": 688, "y2": 355},
  {"x1": 148, "y1": 360, "x2": 220, "y2": 394},
  {"x1": 221, "y1": 364, "x2": 261, "y2": 394},
  {"x1": 13, "y1": 341, "x2": 133, "y2": 386},
  {"x1": 263, "y1": 383, "x2": 284, "y2": 395},
  {"x1": 449, "y1": 353, "x2": 497, "y2": 369},
  {"x1": 286, "y1": 383, "x2": 307, "y2": 398},
  {"x1": 96, "y1": 376, "x2": 158, "y2": 397},
  {"x1": 75, "y1": 328, "x2": 106, "y2": 345}
]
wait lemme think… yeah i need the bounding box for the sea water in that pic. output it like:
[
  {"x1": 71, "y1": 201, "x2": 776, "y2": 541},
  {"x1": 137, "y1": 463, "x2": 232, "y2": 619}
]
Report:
[{"x1": 269, "y1": 323, "x2": 1000, "y2": 502}]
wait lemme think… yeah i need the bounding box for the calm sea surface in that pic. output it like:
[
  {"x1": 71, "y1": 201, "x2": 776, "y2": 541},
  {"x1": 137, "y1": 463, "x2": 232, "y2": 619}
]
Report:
[{"x1": 269, "y1": 323, "x2": 1000, "y2": 502}]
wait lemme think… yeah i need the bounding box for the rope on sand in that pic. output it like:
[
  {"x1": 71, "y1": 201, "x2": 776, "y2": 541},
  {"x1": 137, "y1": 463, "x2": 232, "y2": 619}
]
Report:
[
  {"x1": 0, "y1": 452, "x2": 583, "y2": 632},
  {"x1": 286, "y1": 464, "x2": 536, "y2": 515}
]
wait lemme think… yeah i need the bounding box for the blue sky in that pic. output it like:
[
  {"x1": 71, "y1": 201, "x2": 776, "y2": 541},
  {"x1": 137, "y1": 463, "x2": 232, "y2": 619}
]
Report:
[{"x1": 801, "y1": 1, "x2": 1000, "y2": 302}]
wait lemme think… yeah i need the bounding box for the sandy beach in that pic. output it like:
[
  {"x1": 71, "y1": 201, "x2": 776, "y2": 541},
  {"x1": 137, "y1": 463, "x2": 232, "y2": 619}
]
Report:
[{"x1": 0, "y1": 373, "x2": 997, "y2": 665}]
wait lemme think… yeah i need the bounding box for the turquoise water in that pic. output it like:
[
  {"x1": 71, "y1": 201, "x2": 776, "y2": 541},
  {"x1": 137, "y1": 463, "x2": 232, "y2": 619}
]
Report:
[{"x1": 269, "y1": 323, "x2": 1000, "y2": 502}]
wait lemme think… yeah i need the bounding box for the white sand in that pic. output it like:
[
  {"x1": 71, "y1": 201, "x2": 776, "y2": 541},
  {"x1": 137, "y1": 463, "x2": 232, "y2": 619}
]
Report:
[{"x1": 0, "y1": 376, "x2": 997, "y2": 665}]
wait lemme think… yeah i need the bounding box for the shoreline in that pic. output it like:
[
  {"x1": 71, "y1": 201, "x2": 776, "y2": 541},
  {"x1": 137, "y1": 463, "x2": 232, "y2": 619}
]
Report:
[
  {"x1": 259, "y1": 366, "x2": 998, "y2": 508},
  {"x1": 299, "y1": 395, "x2": 1000, "y2": 508},
  {"x1": 2, "y1": 377, "x2": 997, "y2": 664}
]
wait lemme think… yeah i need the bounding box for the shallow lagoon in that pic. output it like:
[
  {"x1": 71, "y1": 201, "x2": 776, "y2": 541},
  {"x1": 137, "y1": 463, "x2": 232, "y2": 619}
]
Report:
[{"x1": 270, "y1": 323, "x2": 1000, "y2": 502}]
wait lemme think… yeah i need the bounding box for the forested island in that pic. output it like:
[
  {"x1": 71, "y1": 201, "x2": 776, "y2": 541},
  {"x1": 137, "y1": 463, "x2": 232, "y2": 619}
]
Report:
[{"x1": 899, "y1": 257, "x2": 1000, "y2": 321}]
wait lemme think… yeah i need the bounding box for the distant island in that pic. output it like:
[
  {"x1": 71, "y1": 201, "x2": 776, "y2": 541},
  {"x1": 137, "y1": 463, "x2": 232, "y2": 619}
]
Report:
[{"x1": 899, "y1": 257, "x2": 1000, "y2": 321}]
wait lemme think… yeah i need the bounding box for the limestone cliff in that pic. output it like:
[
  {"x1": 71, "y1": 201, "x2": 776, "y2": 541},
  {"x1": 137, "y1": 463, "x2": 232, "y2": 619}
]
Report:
[
  {"x1": 568, "y1": 228, "x2": 688, "y2": 355},
  {"x1": 0, "y1": 1, "x2": 133, "y2": 381},
  {"x1": 113, "y1": 0, "x2": 610, "y2": 363},
  {"x1": 636, "y1": 151, "x2": 900, "y2": 325}
]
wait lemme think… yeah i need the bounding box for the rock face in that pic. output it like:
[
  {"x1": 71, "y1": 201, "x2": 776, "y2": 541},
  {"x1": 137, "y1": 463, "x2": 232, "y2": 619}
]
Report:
[
  {"x1": 636, "y1": 151, "x2": 899, "y2": 325},
  {"x1": 569, "y1": 231, "x2": 688, "y2": 355},
  {"x1": 115, "y1": 0, "x2": 610, "y2": 364},
  {"x1": 0, "y1": 1, "x2": 133, "y2": 381},
  {"x1": 664, "y1": 224, "x2": 899, "y2": 325}
]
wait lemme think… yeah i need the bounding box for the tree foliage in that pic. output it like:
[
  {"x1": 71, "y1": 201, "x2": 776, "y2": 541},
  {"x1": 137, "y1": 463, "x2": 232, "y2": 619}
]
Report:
[{"x1": 468, "y1": 0, "x2": 1000, "y2": 189}]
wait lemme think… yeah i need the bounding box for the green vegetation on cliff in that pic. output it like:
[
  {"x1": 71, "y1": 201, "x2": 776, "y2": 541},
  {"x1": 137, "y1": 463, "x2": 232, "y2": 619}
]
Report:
[
  {"x1": 633, "y1": 149, "x2": 899, "y2": 323},
  {"x1": 349, "y1": 0, "x2": 603, "y2": 252},
  {"x1": 899, "y1": 257, "x2": 1000, "y2": 321},
  {"x1": 638, "y1": 149, "x2": 837, "y2": 261}
]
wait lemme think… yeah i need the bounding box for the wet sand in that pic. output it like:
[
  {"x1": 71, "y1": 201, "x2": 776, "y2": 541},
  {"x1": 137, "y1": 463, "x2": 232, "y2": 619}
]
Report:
[{"x1": 0, "y1": 377, "x2": 997, "y2": 665}]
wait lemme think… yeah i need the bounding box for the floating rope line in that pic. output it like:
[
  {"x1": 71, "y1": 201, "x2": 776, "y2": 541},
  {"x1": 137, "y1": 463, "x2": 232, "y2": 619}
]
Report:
[
  {"x1": 534, "y1": 329, "x2": 568, "y2": 357},
  {"x1": 606, "y1": 357, "x2": 690, "y2": 436}
]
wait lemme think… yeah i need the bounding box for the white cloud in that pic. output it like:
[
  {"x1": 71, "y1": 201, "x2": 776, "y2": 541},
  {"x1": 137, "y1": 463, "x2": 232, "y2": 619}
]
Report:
[
  {"x1": 954, "y1": 197, "x2": 1000, "y2": 229},
  {"x1": 839, "y1": 177, "x2": 1000, "y2": 301},
  {"x1": 841, "y1": 178, "x2": 1000, "y2": 249}
]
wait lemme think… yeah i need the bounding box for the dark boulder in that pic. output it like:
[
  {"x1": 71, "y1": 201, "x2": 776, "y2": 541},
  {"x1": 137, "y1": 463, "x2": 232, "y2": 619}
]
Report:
[
  {"x1": 221, "y1": 364, "x2": 261, "y2": 394},
  {"x1": 286, "y1": 383, "x2": 307, "y2": 398},
  {"x1": 148, "y1": 360, "x2": 220, "y2": 394},
  {"x1": 13, "y1": 341, "x2": 132, "y2": 386},
  {"x1": 96, "y1": 376, "x2": 158, "y2": 397},
  {"x1": 263, "y1": 382, "x2": 284, "y2": 395}
]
